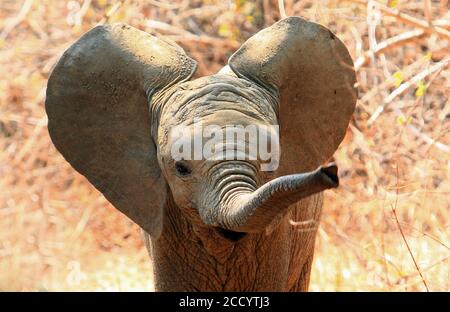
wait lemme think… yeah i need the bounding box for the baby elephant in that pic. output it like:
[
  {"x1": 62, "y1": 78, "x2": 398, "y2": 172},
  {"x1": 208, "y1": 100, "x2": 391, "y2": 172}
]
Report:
[{"x1": 46, "y1": 17, "x2": 357, "y2": 291}]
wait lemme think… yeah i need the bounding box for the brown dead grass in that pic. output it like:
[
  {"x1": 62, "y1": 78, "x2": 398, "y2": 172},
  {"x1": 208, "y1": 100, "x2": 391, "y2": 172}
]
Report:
[{"x1": 0, "y1": 0, "x2": 448, "y2": 291}]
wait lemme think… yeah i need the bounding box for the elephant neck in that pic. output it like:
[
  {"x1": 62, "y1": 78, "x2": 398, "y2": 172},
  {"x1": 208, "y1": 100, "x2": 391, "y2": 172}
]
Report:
[{"x1": 148, "y1": 194, "x2": 294, "y2": 291}]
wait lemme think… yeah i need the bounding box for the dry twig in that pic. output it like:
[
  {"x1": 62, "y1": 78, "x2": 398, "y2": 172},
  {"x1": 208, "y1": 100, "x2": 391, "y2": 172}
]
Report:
[
  {"x1": 391, "y1": 204, "x2": 430, "y2": 291},
  {"x1": 391, "y1": 165, "x2": 429, "y2": 292},
  {"x1": 368, "y1": 57, "x2": 450, "y2": 125},
  {"x1": 342, "y1": 0, "x2": 450, "y2": 40},
  {"x1": 424, "y1": 0, "x2": 433, "y2": 25},
  {"x1": 146, "y1": 20, "x2": 240, "y2": 49},
  {"x1": 278, "y1": 0, "x2": 288, "y2": 19},
  {"x1": 97, "y1": 0, "x2": 124, "y2": 25},
  {"x1": 354, "y1": 29, "x2": 426, "y2": 70},
  {"x1": 0, "y1": 0, "x2": 34, "y2": 40}
]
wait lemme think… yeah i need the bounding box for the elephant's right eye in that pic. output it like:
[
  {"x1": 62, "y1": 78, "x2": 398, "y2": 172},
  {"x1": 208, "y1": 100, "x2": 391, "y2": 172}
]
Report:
[{"x1": 175, "y1": 161, "x2": 191, "y2": 176}]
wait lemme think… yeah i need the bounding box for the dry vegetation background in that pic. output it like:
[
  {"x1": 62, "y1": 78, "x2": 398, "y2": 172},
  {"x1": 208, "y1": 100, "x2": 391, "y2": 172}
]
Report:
[{"x1": 0, "y1": 0, "x2": 449, "y2": 291}]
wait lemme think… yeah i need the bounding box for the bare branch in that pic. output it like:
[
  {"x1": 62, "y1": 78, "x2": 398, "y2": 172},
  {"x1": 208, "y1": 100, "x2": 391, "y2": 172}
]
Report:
[
  {"x1": 97, "y1": 0, "x2": 124, "y2": 25},
  {"x1": 145, "y1": 20, "x2": 240, "y2": 49},
  {"x1": 390, "y1": 163, "x2": 429, "y2": 292},
  {"x1": 341, "y1": 0, "x2": 450, "y2": 40},
  {"x1": 278, "y1": 0, "x2": 288, "y2": 19},
  {"x1": 367, "y1": 57, "x2": 450, "y2": 125},
  {"x1": 355, "y1": 29, "x2": 426, "y2": 70},
  {"x1": 391, "y1": 204, "x2": 430, "y2": 291},
  {"x1": 0, "y1": 0, "x2": 34, "y2": 40}
]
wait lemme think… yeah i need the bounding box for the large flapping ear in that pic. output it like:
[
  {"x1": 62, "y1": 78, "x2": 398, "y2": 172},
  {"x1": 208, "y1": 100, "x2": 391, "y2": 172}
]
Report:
[
  {"x1": 229, "y1": 17, "x2": 357, "y2": 175},
  {"x1": 45, "y1": 24, "x2": 196, "y2": 237}
]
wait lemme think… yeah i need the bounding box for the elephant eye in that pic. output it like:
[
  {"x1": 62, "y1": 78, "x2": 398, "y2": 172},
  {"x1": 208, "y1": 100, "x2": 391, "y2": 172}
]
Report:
[{"x1": 175, "y1": 161, "x2": 191, "y2": 176}]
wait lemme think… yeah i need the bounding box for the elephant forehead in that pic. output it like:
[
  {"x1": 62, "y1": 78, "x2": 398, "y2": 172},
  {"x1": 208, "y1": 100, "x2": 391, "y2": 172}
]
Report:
[{"x1": 160, "y1": 74, "x2": 279, "y2": 122}]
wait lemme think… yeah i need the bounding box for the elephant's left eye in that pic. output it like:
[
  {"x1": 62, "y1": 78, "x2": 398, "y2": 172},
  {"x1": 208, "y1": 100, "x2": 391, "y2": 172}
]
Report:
[{"x1": 175, "y1": 161, "x2": 191, "y2": 176}]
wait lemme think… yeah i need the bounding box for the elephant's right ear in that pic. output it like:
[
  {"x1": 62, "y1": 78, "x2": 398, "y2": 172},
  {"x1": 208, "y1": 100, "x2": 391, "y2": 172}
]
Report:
[
  {"x1": 229, "y1": 17, "x2": 357, "y2": 175},
  {"x1": 45, "y1": 24, "x2": 196, "y2": 238}
]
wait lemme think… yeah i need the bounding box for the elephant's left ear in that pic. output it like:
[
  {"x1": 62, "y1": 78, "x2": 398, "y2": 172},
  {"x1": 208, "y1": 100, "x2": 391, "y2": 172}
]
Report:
[
  {"x1": 46, "y1": 24, "x2": 196, "y2": 238},
  {"x1": 229, "y1": 17, "x2": 357, "y2": 175}
]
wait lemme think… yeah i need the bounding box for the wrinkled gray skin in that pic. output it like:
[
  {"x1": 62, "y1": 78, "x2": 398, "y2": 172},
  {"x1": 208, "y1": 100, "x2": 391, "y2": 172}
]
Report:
[
  {"x1": 45, "y1": 17, "x2": 357, "y2": 291},
  {"x1": 148, "y1": 75, "x2": 337, "y2": 291}
]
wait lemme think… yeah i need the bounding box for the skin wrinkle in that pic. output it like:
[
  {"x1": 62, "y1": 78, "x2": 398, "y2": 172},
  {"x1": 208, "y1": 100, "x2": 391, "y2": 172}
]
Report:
[
  {"x1": 221, "y1": 187, "x2": 254, "y2": 207},
  {"x1": 219, "y1": 183, "x2": 254, "y2": 203},
  {"x1": 208, "y1": 161, "x2": 259, "y2": 181},
  {"x1": 208, "y1": 162, "x2": 261, "y2": 227},
  {"x1": 215, "y1": 172, "x2": 258, "y2": 191},
  {"x1": 223, "y1": 240, "x2": 252, "y2": 290},
  {"x1": 160, "y1": 195, "x2": 223, "y2": 290},
  {"x1": 182, "y1": 78, "x2": 277, "y2": 113},
  {"x1": 152, "y1": 75, "x2": 279, "y2": 139},
  {"x1": 285, "y1": 194, "x2": 323, "y2": 290},
  {"x1": 202, "y1": 107, "x2": 263, "y2": 121},
  {"x1": 200, "y1": 162, "x2": 259, "y2": 216},
  {"x1": 215, "y1": 173, "x2": 258, "y2": 205}
]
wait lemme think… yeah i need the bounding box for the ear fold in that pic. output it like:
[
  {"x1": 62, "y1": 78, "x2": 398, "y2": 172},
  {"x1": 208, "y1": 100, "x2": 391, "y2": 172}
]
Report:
[
  {"x1": 229, "y1": 17, "x2": 357, "y2": 175},
  {"x1": 45, "y1": 24, "x2": 196, "y2": 237}
]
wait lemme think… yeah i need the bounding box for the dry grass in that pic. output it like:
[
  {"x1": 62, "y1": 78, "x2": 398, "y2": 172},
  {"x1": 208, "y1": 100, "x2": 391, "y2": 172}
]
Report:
[{"x1": 0, "y1": 0, "x2": 448, "y2": 291}]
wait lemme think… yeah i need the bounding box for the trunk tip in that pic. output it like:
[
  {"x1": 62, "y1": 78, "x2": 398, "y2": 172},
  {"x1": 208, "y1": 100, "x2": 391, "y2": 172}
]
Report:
[{"x1": 320, "y1": 163, "x2": 339, "y2": 187}]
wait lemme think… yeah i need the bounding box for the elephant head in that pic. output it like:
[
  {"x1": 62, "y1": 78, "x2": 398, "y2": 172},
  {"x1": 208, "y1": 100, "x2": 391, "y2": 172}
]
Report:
[{"x1": 46, "y1": 18, "x2": 357, "y2": 239}]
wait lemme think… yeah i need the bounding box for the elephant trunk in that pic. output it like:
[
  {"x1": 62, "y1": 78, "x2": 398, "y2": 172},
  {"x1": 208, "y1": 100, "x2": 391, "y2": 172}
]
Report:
[{"x1": 203, "y1": 164, "x2": 339, "y2": 233}]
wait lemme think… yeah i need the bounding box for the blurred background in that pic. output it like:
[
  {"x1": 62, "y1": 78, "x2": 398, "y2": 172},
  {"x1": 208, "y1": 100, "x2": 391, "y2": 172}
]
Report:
[{"x1": 0, "y1": 0, "x2": 448, "y2": 291}]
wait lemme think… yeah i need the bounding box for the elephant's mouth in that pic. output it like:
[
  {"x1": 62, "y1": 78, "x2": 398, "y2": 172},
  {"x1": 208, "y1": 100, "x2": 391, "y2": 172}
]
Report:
[
  {"x1": 200, "y1": 163, "x2": 339, "y2": 233},
  {"x1": 215, "y1": 227, "x2": 247, "y2": 241}
]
